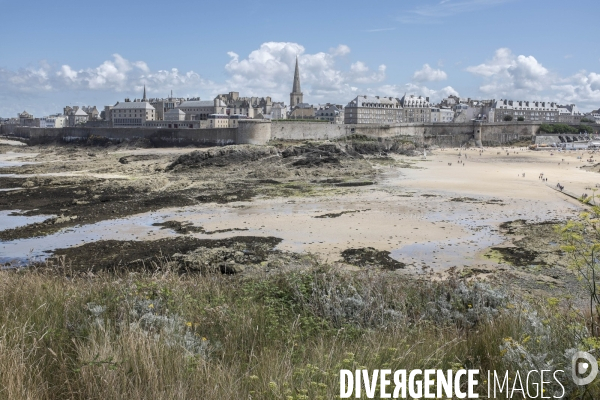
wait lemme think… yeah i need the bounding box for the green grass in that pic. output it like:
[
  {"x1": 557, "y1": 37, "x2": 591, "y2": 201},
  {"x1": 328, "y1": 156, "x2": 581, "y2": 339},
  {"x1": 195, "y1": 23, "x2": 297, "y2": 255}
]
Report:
[{"x1": 0, "y1": 263, "x2": 597, "y2": 399}]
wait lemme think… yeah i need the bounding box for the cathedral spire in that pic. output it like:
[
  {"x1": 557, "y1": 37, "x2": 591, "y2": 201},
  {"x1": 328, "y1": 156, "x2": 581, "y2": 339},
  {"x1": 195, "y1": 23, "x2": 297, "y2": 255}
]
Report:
[
  {"x1": 290, "y1": 56, "x2": 303, "y2": 108},
  {"x1": 142, "y1": 84, "x2": 147, "y2": 102},
  {"x1": 292, "y1": 56, "x2": 301, "y2": 93}
]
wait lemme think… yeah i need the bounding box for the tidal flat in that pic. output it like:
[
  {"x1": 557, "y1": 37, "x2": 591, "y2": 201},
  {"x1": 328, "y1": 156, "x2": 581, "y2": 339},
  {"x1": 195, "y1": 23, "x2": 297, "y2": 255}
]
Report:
[{"x1": 2, "y1": 137, "x2": 600, "y2": 399}]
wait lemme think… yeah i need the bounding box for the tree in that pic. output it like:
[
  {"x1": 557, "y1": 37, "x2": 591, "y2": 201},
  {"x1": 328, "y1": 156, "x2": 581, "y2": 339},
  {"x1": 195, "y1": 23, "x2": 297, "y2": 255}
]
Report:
[
  {"x1": 503, "y1": 115, "x2": 514, "y2": 122},
  {"x1": 517, "y1": 116, "x2": 525, "y2": 121},
  {"x1": 579, "y1": 125, "x2": 596, "y2": 134},
  {"x1": 559, "y1": 201, "x2": 600, "y2": 336}
]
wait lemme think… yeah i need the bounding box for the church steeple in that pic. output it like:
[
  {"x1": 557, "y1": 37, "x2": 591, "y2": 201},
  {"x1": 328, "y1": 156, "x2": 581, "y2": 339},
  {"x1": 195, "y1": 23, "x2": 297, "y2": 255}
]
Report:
[
  {"x1": 290, "y1": 56, "x2": 303, "y2": 108},
  {"x1": 142, "y1": 84, "x2": 147, "y2": 102}
]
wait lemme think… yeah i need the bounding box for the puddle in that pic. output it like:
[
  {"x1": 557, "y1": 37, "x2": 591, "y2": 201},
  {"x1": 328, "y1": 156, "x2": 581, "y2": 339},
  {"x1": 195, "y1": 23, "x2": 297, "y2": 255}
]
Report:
[
  {"x1": 0, "y1": 178, "x2": 585, "y2": 270},
  {"x1": 0, "y1": 161, "x2": 38, "y2": 168},
  {"x1": 0, "y1": 208, "x2": 243, "y2": 265},
  {"x1": 0, "y1": 210, "x2": 54, "y2": 231},
  {"x1": 0, "y1": 172, "x2": 129, "y2": 179},
  {"x1": 389, "y1": 195, "x2": 580, "y2": 269},
  {"x1": 0, "y1": 152, "x2": 39, "y2": 168}
]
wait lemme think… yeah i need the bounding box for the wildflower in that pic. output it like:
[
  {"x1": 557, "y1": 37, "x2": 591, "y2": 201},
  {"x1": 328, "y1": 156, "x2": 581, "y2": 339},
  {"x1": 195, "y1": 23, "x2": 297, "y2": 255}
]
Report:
[
  {"x1": 202, "y1": 337, "x2": 208, "y2": 341},
  {"x1": 148, "y1": 304, "x2": 154, "y2": 309},
  {"x1": 186, "y1": 322, "x2": 192, "y2": 328}
]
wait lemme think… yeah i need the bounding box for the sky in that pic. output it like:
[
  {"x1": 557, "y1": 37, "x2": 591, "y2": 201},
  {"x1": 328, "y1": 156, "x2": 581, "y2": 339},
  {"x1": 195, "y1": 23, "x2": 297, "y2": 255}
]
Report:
[{"x1": 1, "y1": 0, "x2": 599, "y2": 117}]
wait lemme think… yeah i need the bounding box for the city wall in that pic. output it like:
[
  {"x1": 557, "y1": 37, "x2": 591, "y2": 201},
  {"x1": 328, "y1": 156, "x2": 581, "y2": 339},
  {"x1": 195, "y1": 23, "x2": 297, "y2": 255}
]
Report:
[
  {"x1": 2, "y1": 126, "x2": 237, "y2": 146},
  {"x1": 1, "y1": 121, "x2": 547, "y2": 147}
]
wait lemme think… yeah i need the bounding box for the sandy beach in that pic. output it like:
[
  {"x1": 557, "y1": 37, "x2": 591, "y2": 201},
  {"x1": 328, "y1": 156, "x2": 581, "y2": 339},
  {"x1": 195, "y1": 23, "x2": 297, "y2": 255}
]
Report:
[{"x1": 1, "y1": 142, "x2": 596, "y2": 278}]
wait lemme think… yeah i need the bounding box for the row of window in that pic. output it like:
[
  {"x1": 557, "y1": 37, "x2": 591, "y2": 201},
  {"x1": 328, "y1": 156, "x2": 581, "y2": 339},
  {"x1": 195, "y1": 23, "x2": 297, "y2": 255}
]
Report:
[{"x1": 114, "y1": 118, "x2": 142, "y2": 125}]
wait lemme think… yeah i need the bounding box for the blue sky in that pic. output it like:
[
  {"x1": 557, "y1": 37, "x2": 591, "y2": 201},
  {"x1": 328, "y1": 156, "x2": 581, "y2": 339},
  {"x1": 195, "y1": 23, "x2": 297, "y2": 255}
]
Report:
[{"x1": 1, "y1": 0, "x2": 599, "y2": 116}]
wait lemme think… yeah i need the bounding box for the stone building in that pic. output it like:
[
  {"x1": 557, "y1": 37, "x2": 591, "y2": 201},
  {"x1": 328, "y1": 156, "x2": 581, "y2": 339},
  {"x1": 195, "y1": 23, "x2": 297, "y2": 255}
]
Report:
[
  {"x1": 344, "y1": 95, "x2": 403, "y2": 124},
  {"x1": 164, "y1": 109, "x2": 186, "y2": 121},
  {"x1": 214, "y1": 91, "x2": 273, "y2": 118},
  {"x1": 18, "y1": 111, "x2": 35, "y2": 126},
  {"x1": 399, "y1": 95, "x2": 430, "y2": 123},
  {"x1": 430, "y1": 107, "x2": 454, "y2": 123},
  {"x1": 315, "y1": 103, "x2": 344, "y2": 124},
  {"x1": 289, "y1": 103, "x2": 315, "y2": 120},
  {"x1": 40, "y1": 115, "x2": 67, "y2": 128},
  {"x1": 557, "y1": 104, "x2": 583, "y2": 124},
  {"x1": 271, "y1": 102, "x2": 287, "y2": 120},
  {"x1": 176, "y1": 99, "x2": 227, "y2": 120},
  {"x1": 70, "y1": 108, "x2": 89, "y2": 126},
  {"x1": 492, "y1": 99, "x2": 559, "y2": 122},
  {"x1": 82, "y1": 106, "x2": 99, "y2": 120},
  {"x1": 111, "y1": 101, "x2": 156, "y2": 127},
  {"x1": 150, "y1": 97, "x2": 186, "y2": 121},
  {"x1": 207, "y1": 114, "x2": 229, "y2": 128}
]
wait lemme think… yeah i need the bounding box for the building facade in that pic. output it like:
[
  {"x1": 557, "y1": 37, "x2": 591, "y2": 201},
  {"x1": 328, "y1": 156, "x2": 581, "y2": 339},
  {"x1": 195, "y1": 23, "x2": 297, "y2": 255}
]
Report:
[
  {"x1": 492, "y1": 99, "x2": 559, "y2": 122},
  {"x1": 315, "y1": 104, "x2": 344, "y2": 124},
  {"x1": 557, "y1": 104, "x2": 583, "y2": 124},
  {"x1": 214, "y1": 92, "x2": 273, "y2": 118},
  {"x1": 40, "y1": 115, "x2": 67, "y2": 128},
  {"x1": 111, "y1": 101, "x2": 156, "y2": 127},
  {"x1": 176, "y1": 99, "x2": 227, "y2": 120},
  {"x1": 207, "y1": 114, "x2": 229, "y2": 128},
  {"x1": 289, "y1": 103, "x2": 315, "y2": 120},
  {"x1": 399, "y1": 95, "x2": 431, "y2": 123},
  {"x1": 271, "y1": 102, "x2": 287, "y2": 120},
  {"x1": 430, "y1": 107, "x2": 454, "y2": 123},
  {"x1": 344, "y1": 95, "x2": 403, "y2": 124}
]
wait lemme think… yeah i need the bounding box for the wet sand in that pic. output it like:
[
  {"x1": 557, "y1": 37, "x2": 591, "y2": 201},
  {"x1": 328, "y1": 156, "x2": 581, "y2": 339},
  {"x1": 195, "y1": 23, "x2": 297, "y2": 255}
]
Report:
[{"x1": 1, "y1": 145, "x2": 594, "y2": 274}]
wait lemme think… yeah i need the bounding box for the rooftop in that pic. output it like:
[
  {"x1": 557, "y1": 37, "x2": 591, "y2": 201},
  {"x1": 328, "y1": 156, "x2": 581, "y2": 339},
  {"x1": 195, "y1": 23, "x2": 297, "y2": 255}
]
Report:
[{"x1": 113, "y1": 102, "x2": 156, "y2": 110}]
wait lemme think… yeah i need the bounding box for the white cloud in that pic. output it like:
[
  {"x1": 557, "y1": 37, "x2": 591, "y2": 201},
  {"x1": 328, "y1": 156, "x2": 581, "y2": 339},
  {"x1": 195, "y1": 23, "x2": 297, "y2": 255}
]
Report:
[
  {"x1": 0, "y1": 54, "x2": 214, "y2": 99},
  {"x1": 466, "y1": 48, "x2": 550, "y2": 94},
  {"x1": 377, "y1": 83, "x2": 458, "y2": 103},
  {"x1": 413, "y1": 64, "x2": 447, "y2": 82},
  {"x1": 467, "y1": 48, "x2": 600, "y2": 110},
  {"x1": 0, "y1": 43, "x2": 389, "y2": 115},
  {"x1": 551, "y1": 71, "x2": 600, "y2": 107},
  {"x1": 55, "y1": 54, "x2": 210, "y2": 93},
  {"x1": 223, "y1": 42, "x2": 386, "y2": 102},
  {"x1": 330, "y1": 44, "x2": 351, "y2": 56}
]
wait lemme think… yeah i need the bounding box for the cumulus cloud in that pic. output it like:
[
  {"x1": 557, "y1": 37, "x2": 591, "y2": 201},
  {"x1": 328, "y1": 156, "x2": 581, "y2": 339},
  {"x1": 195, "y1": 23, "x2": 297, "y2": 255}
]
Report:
[
  {"x1": 223, "y1": 41, "x2": 386, "y2": 102},
  {"x1": 466, "y1": 48, "x2": 549, "y2": 93},
  {"x1": 413, "y1": 64, "x2": 447, "y2": 82},
  {"x1": 551, "y1": 71, "x2": 600, "y2": 107},
  {"x1": 56, "y1": 54, "x2": 212, "y2": 93},
  {"x1": 0, "y1": 42, "x2": 390, "y2": 115},
  {"x1": 466, "y1": 48, "x2": 600, "y2": 109},
  {"x1": 377, "y1": 83, "x2": 459, "y2": 103},
  {"x1": 0, "y1": 53, "x2": 214, "y2": 101}
]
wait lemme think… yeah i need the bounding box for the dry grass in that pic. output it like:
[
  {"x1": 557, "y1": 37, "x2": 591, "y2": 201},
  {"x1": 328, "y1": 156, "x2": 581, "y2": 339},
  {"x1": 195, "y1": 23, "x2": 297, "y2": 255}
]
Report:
[{"x1": 0, "y1": 264, "x2": 596, "y2": 399}]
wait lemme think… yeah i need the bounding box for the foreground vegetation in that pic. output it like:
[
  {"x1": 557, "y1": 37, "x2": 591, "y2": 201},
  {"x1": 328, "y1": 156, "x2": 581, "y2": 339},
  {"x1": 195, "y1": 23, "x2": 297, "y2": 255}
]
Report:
[{"x1": 0, "y1": 260, "x2": 598, "y2": 399}]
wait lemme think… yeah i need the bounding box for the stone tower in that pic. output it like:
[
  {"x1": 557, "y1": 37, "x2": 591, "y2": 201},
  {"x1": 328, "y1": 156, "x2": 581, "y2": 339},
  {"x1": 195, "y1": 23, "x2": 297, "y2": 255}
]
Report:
[{"x1": 290, "y1": 56, "x2": 303, "y2": 108}]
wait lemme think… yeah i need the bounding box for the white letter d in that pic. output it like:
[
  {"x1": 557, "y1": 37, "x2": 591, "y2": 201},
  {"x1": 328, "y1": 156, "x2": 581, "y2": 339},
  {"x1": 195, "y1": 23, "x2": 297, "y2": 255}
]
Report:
[{"x1": 340, "y1": 370, "x2": 353, "y2": 398}]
